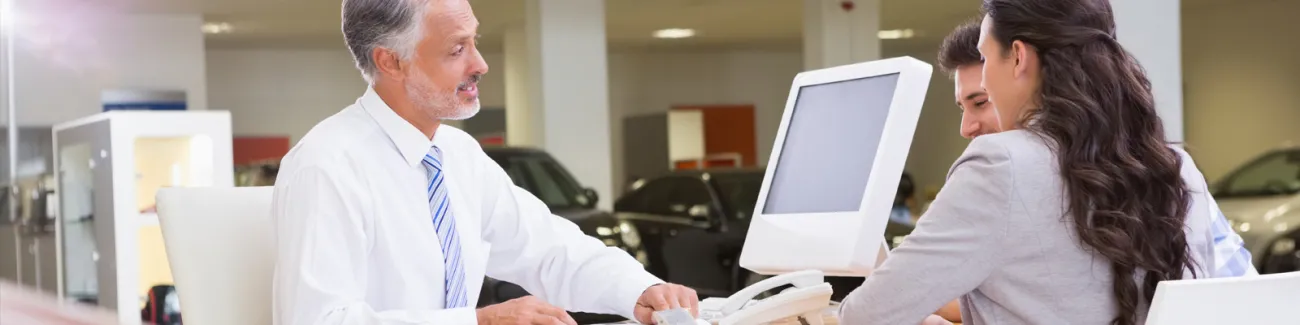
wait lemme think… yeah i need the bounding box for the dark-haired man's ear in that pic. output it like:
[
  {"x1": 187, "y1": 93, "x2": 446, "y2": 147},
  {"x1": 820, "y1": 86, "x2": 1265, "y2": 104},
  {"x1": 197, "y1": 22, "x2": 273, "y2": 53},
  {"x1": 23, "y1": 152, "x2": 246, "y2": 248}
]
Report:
[{"x1": 373, "y1": 47, "x2": 406, "y2": 83}]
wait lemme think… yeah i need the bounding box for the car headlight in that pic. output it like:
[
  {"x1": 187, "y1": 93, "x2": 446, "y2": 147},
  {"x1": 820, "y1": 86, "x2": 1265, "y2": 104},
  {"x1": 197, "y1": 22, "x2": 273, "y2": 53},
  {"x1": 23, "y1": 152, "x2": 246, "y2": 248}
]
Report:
[
  {"x1": 596, "y1": 226, "x2": 615, "y2": 236},
  {"x1": 619, "y1": 221, "x2": 641, "y2": 248},
  {"x1": 1272, "y1": 238, "x2": 1296, "y2": 255},
  {"x1": 1227, "y1": 218, "x2": 1252, "y2": 233}
]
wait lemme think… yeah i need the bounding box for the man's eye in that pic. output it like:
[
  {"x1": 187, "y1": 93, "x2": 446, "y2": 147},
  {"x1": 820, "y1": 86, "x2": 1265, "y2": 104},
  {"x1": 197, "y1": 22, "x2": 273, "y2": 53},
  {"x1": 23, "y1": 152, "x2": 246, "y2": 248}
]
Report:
[{"x1": 975, "y1": 100, "x2": 988, "y2": 107}]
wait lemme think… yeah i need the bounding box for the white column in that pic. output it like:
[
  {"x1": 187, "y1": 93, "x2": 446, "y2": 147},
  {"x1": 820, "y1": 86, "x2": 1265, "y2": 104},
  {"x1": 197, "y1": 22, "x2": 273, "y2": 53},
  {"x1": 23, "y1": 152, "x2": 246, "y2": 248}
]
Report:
[
  {"x1": 803, "y1": 0, "x2": 881, "y2": 71},
  {"x1": 503, "y1": 26, "x2": 541, "y2": 148},
  {"x1": 506, "y1": 0, "x2": 614, "y2": 210},
  {"x1": 1113, "y1": 0, "x2": 1183, "y2": 143}
]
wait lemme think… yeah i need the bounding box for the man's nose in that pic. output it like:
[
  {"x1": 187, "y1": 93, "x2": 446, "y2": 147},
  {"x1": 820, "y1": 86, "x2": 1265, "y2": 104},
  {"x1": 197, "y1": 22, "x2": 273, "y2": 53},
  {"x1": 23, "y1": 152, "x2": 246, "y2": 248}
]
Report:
[
  {"x1": 960, "y1": 117, "x2": 980, "y2": 139},
  {"x1": 471, "y1": 48, "x2": 489, "y2": 76}
]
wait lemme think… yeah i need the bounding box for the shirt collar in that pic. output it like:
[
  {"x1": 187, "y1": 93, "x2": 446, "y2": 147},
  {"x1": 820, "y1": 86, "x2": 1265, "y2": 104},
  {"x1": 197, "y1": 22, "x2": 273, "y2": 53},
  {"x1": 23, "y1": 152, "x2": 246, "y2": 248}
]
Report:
[{"x1": 359, "y1": 87, "x2": 433, "y2": 167}]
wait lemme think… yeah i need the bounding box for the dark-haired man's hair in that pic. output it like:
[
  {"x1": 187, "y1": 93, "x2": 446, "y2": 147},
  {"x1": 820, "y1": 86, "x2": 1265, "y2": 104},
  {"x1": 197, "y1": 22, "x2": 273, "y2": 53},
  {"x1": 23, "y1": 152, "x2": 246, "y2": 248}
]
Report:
[{"x1": 937, "y1": 21, "x2": 982, "y2": 74}]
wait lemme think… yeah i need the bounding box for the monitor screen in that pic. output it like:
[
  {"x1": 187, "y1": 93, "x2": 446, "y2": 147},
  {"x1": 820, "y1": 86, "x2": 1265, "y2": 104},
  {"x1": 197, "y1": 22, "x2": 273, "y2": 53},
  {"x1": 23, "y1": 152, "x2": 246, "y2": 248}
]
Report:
[{"x1": 762, "y1": 73, "x2": 900, "y2": 214}]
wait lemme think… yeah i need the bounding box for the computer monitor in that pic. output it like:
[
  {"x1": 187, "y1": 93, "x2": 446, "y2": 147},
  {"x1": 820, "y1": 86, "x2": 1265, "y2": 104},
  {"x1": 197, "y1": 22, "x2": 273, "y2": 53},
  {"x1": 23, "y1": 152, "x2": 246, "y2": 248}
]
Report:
[
  {"x1": 739, "y1": 57, "x2": 932, "y2": 276},
  {"x1": 1146, "y1": 271, "x2": 1300, "y2": 325}
]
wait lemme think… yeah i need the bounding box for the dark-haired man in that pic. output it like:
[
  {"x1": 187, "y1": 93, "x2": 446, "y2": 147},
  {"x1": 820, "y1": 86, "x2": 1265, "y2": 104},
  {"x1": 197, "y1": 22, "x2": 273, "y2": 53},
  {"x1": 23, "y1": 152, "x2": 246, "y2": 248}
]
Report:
[{"x1": 938, "y1": 21, "x2": 998, "y2": 141}]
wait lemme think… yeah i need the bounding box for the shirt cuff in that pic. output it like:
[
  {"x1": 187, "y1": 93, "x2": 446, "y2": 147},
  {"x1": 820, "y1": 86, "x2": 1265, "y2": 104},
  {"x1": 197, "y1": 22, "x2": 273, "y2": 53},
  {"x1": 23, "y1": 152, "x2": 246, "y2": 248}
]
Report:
[
  {"x1": 601, "y1": 271, "x2": 665, "y2": 321},
  {"x1": 444, "y1": 307, "x2": 479, "y2": 324},
  {"x1": 379, "y1": 306, "x2": 478, "y2": 324}
]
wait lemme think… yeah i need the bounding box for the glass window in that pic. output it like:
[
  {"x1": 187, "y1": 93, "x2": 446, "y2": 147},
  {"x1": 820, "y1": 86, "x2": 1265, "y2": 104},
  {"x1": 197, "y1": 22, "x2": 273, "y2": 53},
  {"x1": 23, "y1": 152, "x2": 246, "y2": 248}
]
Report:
[
  {"x1": 665, "y1": 178, "x2": 713, "y2": 214},
  {"x1": 491, "y1": 153, "x2": 588, "y2": 210},
  {"x1": 519, "y1": 159, "x2": 574, "y2": 207},
  {"x1": 491, "y1": 156, "x2": 530, "y2": 189},
  {"x1": 712, "y1": 173, "x2": 764, "y2": 220},
  {"x1": 617, "y1": 178, "x2": 677, "y2": 214},
  {"x1": 1220, "y1": 150, "x2": 1300, "y2": 198},
  {"x1": 60, "y1": 143, "x2": 99, "y2": 300}
]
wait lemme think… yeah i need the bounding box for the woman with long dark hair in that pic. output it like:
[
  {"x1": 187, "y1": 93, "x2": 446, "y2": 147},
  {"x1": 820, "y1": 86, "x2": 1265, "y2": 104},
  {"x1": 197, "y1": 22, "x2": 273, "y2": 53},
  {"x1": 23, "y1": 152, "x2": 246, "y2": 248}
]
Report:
[{"x1": 838, "y1": 0, "x2": 1215, "y2": 324}]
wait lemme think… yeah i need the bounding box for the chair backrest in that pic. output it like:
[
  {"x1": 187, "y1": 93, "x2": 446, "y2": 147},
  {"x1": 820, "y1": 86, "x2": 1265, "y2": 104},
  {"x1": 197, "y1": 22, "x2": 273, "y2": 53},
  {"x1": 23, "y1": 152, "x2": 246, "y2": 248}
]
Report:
[
  {"x1": 156, "y1": 186, "x2": 275, "y2": 325},
  {"x1": 1146, "y1": 271, "x2": 1300, "y2": 325}
]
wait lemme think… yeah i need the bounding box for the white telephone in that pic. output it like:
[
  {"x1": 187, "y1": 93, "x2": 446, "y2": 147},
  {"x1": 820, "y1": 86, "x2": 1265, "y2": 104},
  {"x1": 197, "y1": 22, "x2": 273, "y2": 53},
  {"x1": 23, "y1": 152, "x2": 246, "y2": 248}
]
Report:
[{"x1": 697, "y1": 270, "x2": 834, "y2": 325}]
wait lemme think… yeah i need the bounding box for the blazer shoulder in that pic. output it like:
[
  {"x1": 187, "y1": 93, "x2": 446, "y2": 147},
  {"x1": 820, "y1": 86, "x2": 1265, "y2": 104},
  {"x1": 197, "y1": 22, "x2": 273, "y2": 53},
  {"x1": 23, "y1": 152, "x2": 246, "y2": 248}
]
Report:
[
  {"x1": 950, "y1": 130, "x2": 1055, "y2": 179},
  {"x1": 976, "y1": 130, "x2": 1055, "y2": 161}
]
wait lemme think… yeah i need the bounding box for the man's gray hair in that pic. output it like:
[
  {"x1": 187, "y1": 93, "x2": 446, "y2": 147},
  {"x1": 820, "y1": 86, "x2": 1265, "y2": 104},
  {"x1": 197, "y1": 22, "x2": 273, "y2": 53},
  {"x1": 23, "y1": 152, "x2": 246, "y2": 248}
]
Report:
[{"x1": 342, "y1": 0, "x2": 429, "y2": 84}]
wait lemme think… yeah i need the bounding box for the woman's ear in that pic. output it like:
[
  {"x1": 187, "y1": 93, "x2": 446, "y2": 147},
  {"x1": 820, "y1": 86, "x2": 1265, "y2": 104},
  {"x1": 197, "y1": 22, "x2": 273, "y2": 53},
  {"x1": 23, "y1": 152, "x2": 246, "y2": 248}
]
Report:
[{"x1": 1010, "y1": 40, "x2": 1033, "y2": 79}]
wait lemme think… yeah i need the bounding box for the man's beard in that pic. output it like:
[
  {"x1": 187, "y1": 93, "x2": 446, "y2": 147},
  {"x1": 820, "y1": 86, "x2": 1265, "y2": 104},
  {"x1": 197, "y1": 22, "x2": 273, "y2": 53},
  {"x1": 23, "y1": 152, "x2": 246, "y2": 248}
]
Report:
[{"x1": 405, "y1": 68, "x2": 480, "y2": 121}]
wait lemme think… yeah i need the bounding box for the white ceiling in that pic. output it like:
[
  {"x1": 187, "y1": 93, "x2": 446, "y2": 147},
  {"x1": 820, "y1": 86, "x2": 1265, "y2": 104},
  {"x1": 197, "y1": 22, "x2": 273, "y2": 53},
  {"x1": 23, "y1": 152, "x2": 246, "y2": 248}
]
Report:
[{"x1": 23, "y1": 0, "x2": 1245, "y2": 52}]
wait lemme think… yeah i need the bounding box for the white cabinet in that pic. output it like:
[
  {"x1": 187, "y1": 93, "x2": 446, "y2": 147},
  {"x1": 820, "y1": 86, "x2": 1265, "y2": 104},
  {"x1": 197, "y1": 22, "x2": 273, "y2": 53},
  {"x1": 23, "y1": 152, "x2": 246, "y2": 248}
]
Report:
[{"x1": 53, "y1": 111, "x2": 233, "y2": 325}]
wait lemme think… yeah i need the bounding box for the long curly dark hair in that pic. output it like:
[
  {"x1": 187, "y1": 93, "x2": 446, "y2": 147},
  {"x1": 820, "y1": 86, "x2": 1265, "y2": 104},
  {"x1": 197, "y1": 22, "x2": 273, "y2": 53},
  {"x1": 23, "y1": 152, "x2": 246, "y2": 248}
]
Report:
[{"x1": 981, "y1": 1, "x2": 1197, "y2": 324}]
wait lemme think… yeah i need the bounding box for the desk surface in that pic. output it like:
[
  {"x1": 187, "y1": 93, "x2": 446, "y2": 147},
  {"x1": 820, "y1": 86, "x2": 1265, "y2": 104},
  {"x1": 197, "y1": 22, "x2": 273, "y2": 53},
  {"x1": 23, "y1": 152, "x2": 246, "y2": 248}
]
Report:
[{"x1": 596, "y1": 306, "x2": 961, "y2": 325}]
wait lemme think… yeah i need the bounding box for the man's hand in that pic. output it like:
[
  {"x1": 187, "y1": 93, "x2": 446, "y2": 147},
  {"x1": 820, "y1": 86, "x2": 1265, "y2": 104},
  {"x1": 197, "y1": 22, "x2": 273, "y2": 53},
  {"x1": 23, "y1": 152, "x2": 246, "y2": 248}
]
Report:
[
  {"x1": 477, "y1": 296, "x2": 577, "y2": 325},
  {"x1": 633, "y1": 283, "x2": 699, "y2": 324},
  {"x1": 922, "y1": 314, "x2": 955, "y2": 325}
]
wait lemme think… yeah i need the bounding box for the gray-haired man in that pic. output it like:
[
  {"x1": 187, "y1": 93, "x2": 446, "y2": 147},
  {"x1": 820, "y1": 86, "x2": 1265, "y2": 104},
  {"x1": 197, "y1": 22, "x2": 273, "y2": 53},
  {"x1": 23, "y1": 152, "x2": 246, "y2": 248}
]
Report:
[{"x1": 271, "y1": 1, "x2": 698, "y2": 324}]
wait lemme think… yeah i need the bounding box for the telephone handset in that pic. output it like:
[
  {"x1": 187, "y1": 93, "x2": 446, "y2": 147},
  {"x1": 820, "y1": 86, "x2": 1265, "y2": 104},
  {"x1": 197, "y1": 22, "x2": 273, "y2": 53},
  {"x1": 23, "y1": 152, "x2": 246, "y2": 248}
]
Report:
[{"x1": 698, "y1": 270, "x2": 834, "y2": 325}]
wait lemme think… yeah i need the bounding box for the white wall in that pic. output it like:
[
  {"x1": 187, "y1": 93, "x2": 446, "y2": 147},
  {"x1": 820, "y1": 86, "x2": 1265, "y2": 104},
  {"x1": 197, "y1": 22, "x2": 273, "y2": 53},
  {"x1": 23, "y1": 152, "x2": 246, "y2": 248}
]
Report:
[
  {"x1": 1182, "y1": 0, "x2": 1300, "y2": 181},
  {"x1": 208, "y1": 50, "x2": 500, "y2": 142},
  {"x1": 207, "y1": 47, "x2": 964, "y2": 194},
  {"x1": 611, "y1": 50, "x2": 804, "y2": 164},
  {"x1": 8, "y1": 9, "x2": 207, "y2": 126},
  {"x1": 207, "y1": 0, "x2": 1300, "y2": 193},
  {"x1": 206, "y1": 49, "x2": 365, "y2": 141}
]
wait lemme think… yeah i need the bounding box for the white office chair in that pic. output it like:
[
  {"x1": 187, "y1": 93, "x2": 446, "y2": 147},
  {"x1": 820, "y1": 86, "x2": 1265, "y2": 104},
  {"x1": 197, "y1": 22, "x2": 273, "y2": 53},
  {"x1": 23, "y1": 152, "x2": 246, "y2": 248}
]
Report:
[
  {"x1": 156, "y1": 186, "x2": 275, "y2": 325},
  {"x1": 1146, "y1": 270, "x2": 1300, "y2": 325}
]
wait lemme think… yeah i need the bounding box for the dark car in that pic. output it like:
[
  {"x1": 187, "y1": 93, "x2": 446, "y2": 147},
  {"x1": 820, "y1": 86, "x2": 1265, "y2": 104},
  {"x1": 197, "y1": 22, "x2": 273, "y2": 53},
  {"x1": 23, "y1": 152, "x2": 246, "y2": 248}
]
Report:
[
  {"x1": 614, "y1": 168, "x2": 915, "y2": 301},
  {"x1": 478, "y1": 147, "x2": 632, "y2": 323}
]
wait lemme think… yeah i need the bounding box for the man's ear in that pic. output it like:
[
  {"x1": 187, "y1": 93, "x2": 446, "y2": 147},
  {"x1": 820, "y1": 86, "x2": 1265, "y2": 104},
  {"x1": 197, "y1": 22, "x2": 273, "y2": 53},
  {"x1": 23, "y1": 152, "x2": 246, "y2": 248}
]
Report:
[{"x1": 373, "y1": 47, "x2": 405, "y2": 82}]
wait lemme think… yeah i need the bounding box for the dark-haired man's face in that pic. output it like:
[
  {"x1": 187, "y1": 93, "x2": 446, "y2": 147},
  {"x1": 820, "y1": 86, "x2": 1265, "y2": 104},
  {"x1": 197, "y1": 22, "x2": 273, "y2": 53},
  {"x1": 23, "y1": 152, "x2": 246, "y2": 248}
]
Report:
[{"x1": 953, "y1": 65, "x2": 998, "y2": 139}]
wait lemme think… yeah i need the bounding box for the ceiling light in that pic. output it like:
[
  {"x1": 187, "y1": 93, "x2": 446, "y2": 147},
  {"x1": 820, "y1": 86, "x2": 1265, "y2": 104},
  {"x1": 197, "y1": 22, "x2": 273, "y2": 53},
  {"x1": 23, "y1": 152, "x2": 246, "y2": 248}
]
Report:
[
  {"x1": 878, "y1": 29, "x2": 915, "y2": 40},
  {"x1": 202, "y1": 22, "x2": 233, "y2": 34},
  {"x1": 653, "y1": 28, "x2": 695, "y2": 39}
]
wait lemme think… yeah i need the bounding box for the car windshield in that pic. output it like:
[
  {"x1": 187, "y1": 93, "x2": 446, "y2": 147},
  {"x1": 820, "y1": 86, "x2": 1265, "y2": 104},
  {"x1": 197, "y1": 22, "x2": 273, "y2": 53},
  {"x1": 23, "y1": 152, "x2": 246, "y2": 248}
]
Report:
[
  {"x1": 1216, "y1": 149, "x2": 1300, "y2": 198},
  {"x1": 711, "y1": 172, "x2": 764, "y2": 219},
  {"x1": 490, "y1": 153, "x2": 590, "y2": 210}
]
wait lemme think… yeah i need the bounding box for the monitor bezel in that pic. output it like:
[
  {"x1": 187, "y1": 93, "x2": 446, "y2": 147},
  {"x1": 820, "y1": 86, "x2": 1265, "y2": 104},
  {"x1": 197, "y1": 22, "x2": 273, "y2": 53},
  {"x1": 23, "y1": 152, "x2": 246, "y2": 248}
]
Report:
[{"x1": 740, "y1": 56, "x2": 932, "y2": 276}]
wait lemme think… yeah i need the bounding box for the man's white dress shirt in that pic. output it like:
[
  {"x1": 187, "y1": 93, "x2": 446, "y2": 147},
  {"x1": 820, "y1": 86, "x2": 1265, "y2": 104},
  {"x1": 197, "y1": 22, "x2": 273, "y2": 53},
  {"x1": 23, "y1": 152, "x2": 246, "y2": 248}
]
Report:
[{"x1": 272, "y1": 88, "x2": 662, "y2": 325}]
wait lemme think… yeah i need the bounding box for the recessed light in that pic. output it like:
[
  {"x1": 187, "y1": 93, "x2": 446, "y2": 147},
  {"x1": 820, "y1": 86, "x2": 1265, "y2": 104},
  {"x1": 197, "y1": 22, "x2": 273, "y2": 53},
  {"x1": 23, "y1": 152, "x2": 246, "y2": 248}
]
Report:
[
  {"x1": 653, "y1": 28, "x2": 695, "y2": 39},
  {"x1": 878, "y1": 29, "x2": 915, "y2": 40},
  {"x1": 202, "y1": 22, "x2": 233, "y2": 34}
]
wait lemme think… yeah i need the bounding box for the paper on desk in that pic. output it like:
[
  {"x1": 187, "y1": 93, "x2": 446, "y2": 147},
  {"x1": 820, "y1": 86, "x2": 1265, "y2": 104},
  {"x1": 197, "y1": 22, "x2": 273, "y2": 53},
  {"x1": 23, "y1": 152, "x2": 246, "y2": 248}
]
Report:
[{"x1": 594, "y1": 305, "x2": 839, "y2": 325}]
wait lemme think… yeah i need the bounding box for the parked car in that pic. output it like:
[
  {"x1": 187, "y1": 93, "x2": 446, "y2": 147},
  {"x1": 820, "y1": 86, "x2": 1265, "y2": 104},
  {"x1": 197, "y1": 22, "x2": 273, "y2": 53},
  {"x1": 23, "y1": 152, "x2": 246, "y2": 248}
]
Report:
[
  {"x1": 614, "y1": 168, "x2": 915, "y2": 301},
  {"x1": 479, "y1": 146, "x2": 632, "y2": 324},
  {"x1": 1213, "y1": 146, "x2": 1300, "y2": 274}
]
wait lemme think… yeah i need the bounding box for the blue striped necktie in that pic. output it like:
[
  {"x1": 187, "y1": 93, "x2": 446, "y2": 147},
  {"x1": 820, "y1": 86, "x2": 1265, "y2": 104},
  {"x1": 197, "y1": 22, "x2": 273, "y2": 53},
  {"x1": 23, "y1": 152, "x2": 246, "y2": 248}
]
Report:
[{"x1": 422, "y1": 145, "x2": 468, "y2": 308}]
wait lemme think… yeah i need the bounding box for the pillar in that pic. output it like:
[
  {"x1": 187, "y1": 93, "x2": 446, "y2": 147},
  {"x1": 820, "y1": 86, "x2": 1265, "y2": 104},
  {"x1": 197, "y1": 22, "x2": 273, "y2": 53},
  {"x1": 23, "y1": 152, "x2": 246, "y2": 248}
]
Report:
[
  {"x1": 505, "y1": 0, "x2": 614, "y2": 210},
  {"x1": 503, "y1": 26, "x2": 541, "y2": 148},
  {"x1": 1113, "y1": 0, "x2": 1183, "y2": 143},
  {"x1": 803, "y1": 0, "x2": 881, "y2": 70}
]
